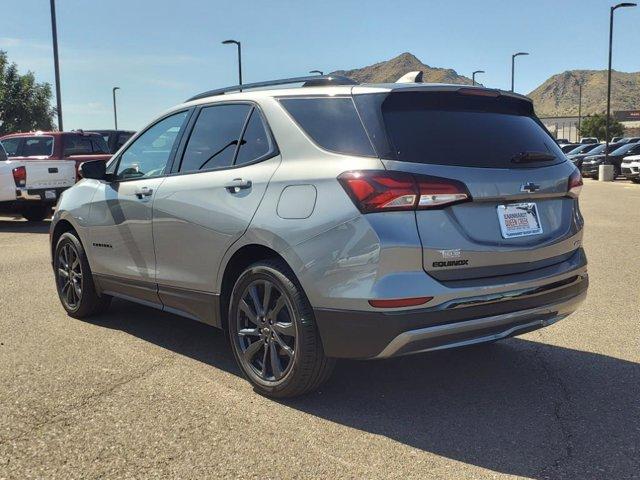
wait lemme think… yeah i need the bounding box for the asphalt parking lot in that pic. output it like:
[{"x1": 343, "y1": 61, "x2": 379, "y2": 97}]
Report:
[{"x1": 0, "y1": 180, "x2": 638, "y2": 479}]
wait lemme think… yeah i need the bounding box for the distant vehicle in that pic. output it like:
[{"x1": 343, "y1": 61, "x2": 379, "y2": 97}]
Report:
[
  {"x1": 560, "y1": 143, "x2": 581, "y2": 153},
  {"x1": 89, "y1": 129, "x2": 135, "y2": 153},
  {"x1": 50, "y1": 76, "x2": 587, "y2": 398},
  {"x1": 580, "y1": 137, "x2": 599, "y2": 144},
  {"x1": 556, "y1": 138, "x2": 570, "y2": 144},
  {"x1": 0, "y1": 142, "x2": 76, "y2": 221},
  {"x1": 567, "y1": 142, "x2": 611, "y2": 169},
  {"x1": 566, "y1": 143, "x2": 600, "y2": 156},
  {"x1": 0, "y1": 131, "x2": 112, "y2": 178},
  {"x1": 611, "y1": 136, "x2": 624, "y2": 143},
  {"x1": 621, "y1": 155, "x2": 640, "y2": 183},
  {"x1": 581, "y1": 142, "x2": 640, "y2": 178}
]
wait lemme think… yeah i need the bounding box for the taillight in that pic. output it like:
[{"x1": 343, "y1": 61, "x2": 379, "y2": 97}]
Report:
[
  {"x1": 568, "y1": 169, "x2": 583, "y2": 197},
  {"x1": 12, "y1": 166, "x2": 26, "y2": 187},
  {"x1": 337, "y1": 170, "x2": 470, "y2": 213},
  {"x1": 369, "y1": 297, "x2": 433, "y2": 308}
]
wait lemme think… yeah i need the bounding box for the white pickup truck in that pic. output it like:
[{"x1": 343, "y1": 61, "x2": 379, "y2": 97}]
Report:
[{"x1": 0, "y1": 143, "x2": 76, "y2": 221}]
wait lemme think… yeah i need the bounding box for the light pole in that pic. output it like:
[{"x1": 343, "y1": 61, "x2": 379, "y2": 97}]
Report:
[
  {"x1": 222, "y1": 40, "x2": 242, "y2": 90},
  {"x1": 577, "y1": 80, "x2": 583, "y2": 142},
  {"x1": 49, "y1": 0, "x2": 63, "y2": 131},
  {"x1": 472, "y1": 70, "x2": 484, "y2": 86},
  {"x1": 511, "y1": 52, "x2": 529, "y2": 92},
  {"x1": 605, "y1": 2, "x2": 636, "y2": 165},
  {"x1": 309, "y1": 70, "x2": 323, "y2": 75},
  {"x1": 112, "y1": 87, "x2": 120, "y2": 130}
]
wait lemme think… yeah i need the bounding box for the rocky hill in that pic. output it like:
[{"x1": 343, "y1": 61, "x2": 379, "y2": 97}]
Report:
[
  {"x1": 527, "y1": 70, "x2": 640, "y2": 117},
  {"x1": 331, "y1": 52, "x2": 473, "y2": 85}
]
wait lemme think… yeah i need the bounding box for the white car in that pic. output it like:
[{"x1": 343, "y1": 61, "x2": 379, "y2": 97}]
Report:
[
  {"x1": 0, "y1": 143, "x2": 76, "y2": 221},
  {"x1": 621, "y1": 155, "x2": 640, "y2": 183}
]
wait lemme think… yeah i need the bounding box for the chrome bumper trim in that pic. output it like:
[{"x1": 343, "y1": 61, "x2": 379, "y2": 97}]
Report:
[{"x1": 375, "y1": 290, "x2": 587, "y2": 359}]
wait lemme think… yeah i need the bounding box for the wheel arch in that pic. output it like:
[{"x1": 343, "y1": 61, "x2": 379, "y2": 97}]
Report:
[
  {"x1": 218, "y1": 243, "x2": 300, "y2": 332},
  {"x1": 50, "y1": 217, "x2": 79, "y2": 259}
]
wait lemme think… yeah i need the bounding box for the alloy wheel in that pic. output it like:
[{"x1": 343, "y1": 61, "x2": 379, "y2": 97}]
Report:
[
  {"x1": 57, "y1": 243, "x2": 83, "y2": 310},
  {"x1": 236, "y1": 279, "x2": 297, "y2": 382}
]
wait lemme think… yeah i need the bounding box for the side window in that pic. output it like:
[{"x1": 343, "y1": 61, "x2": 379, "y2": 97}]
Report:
[
  {"x1": 116, "y1": 133, "x2": 133, "y2": 150},
  {"x1": 23, "y1": 137, "x2": 54, "y2": 156},
  {"x1": 90, "y1": 137, "x2": 109, "y2": 154},
  {"x1": 1, "y1": 138, "x2": 21, "y2": 156},
  {"x1": 63, "y1": 136, "x2": 93, "y2": 156},
  {"x1": 235, "y1": 108, "x2": 272, "y2": 166},
  {"x1": 279, "y1": 97, "x2": 375, "y2": 157},
  {"x1": 179, "y1": 104, "x2": 251, "y2": 172},
  {"x1": 116, "y1": 111, "x2": 189, "y2": 180}
]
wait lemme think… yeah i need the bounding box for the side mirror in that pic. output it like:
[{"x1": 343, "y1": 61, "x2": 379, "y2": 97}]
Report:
[{"x1": 79, "y1": 160, "x2": 108, "y2": 180}]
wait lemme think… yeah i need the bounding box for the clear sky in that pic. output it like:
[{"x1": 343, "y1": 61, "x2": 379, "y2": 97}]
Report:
[{"x1": 2, "y1": 0, "x2": 639, "y2": 130}]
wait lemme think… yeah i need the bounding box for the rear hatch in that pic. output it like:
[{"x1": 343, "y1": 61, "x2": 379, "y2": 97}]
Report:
[{"x1": 353, "y1": 87, "x2": 583, "y2": 282}]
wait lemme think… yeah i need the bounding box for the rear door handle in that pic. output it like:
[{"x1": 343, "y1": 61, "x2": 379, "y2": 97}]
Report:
[
  {"x1": 135, "y1": 186, "x2": 153, "y2": 199},
  {"x1": 225, "y1": 178, "x2": 252, "y2": 193}
]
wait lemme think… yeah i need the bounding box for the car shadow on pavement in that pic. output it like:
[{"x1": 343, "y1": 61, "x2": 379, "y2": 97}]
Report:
[
  {"x1": 94, "y1": 299, "x2": 638, "y2": 479},
  {"x1": 0, "y1": 219, "x2": 50, "y2": 234}
]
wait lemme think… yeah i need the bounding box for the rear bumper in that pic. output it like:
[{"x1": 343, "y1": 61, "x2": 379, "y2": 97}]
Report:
[
  {"x1": 15, "y1": 187, "x2": 65, "y2": 203},
  {"x1": 314, "y1": 273, "x2": 588, "y2": 359}
]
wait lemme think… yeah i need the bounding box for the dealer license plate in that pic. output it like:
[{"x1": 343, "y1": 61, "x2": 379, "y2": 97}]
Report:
[{"x1": 497, "y1": 203, "x2": 543, "y2": 239}]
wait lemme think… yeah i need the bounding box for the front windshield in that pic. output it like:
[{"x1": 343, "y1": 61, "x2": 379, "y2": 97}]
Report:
[
  {"x1": 610, "y1": 143, "x2": 635, "y2": 156},
  {"x1": 586, "y1": 144, "x2": 606, "y2": 155}
]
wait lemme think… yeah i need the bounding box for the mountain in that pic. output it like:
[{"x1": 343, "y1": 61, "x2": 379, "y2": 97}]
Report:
[
  {"x1": 528, "y1": 70, "x2": 640, "y2": 117},
  {"x1": 331, "y1": 52, "x2": 473, "y2": 85}
]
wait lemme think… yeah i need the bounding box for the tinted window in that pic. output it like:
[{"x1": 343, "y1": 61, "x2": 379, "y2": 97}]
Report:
[
  {"x1": 63, "y1": 135, "x2": 93, "y2": 156},
  {"x1": 1, "y1": 137, "x2": 21, "y2": 156},
  {"x1": 376, "y1": 91, "x2": 563, "y2": 168},
  {"x1": 91, "y1": 137, "x2": 109, "y2": 153},
  {"x1": 235, "y1": 108, "x2": 271, "y2": 165},
  {"x1": 22, "y1": 137, "x2": 54, "y2": 156},
  {"x1": 180, "y1": 104, "x2": 250, "y2": 172},
  {"x1": 116, "y1": 111, "x2": 188, "y2": 180},
  {"x1": 116, "y1": 133, "x2": 133, "y2": 150},
  {"x1": 280, "y1": 97, "x2": 375, "y2": 157}
]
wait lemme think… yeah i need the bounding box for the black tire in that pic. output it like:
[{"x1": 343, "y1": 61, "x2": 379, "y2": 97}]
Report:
[
  {"x1": 54, "y1": 232, "x2": 111, "y2": 318},
  {"x1": 632, "y1": 178, "x2": 640, "y2": 184},
  {"x1": 21, "y1": 205, "x2": 51, "y2": 222},
  {"x1": 228, "y1": 259, "x2": 335, "y2": 398}
]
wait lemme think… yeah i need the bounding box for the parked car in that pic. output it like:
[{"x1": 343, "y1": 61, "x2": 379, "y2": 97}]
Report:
[
  {"x1": 580, "y1": 137, "x2": 599, "y2": 144},
  {"x1": 556, "y1": 138, "x2": 570, "y2": 144},
  {"x1": 621, "y1": 155, "x2": 640, "y2": 183},
  {"x1": 560, "y1": 143, "x2": 581, "y2": 153},
  {"x1": 89, "y1": 129, "x2": 135, "y2": 153},
  {"x1": 0, "y1": 131, "x2": 112, "y2": 178},
  {"x1": 0, "y1": 141, "x2": 76, "y2": 221},
  {"x1": 566, "y1": 143, "x2": 601, "y2": 156},
  {"x1": 611, "y1": 137, "x2": 640, "y2": 145},
  {"x1": 567, "y1": 142, "x2": 611, "y2": 169},
  {"x1": 581, "y1": 141, "x2": 640, "y2": 178},
  {"x1": 50, "y1": 77, "x2": 588, "y2": 398}
]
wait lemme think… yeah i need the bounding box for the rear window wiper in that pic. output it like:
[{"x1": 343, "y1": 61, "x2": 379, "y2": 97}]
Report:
[{"x1": 510, "y1": 151, "x2": 557, "y2": 164}]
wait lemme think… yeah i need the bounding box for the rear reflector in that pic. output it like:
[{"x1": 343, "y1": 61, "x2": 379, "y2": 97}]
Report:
[
  {"x1": 568, "y1": 169, "x2": 583, "y2": 197},
  {"x1": 369, "y1": 297, "x2": 433, "y2": 308},
  {"x1": 12, "y1": 166, "x2": 26, "y2": 187},
  {"x1": 338, "y1": 170, "x2": 470, "y2": 213}
]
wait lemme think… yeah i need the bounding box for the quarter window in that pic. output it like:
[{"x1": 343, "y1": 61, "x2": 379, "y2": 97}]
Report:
[
  {"x1": 179, "y1": 104, "x2": 251, "y2": 172},
  {"x1": 0, "y1": 138, "x2": 21, "y2": 156},
  {"x1": 279, "y1": 97, "x2": 375, "y2": 157},
  {"x1": 116, "y1": 111, "x2": 189, "y2": 180}
]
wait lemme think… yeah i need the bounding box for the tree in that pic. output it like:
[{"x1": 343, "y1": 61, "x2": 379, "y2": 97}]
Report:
[
  {"x1": 0, "y1": 50, "x2": 56, "y2": 135},
  {"x1": 578, "y1": 113, "x2": 624, "y2": 141}
]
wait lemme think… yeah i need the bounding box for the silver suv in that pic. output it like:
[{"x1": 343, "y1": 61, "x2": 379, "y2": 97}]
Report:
[{"x1": 50, "y1": 76, "x2": 588, "y2": 398}]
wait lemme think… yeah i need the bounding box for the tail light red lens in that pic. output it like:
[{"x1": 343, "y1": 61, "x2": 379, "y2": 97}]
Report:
[
  {"x1": 568, "y1": 169, "x2": 583, "y2": 197},
  {"x1": 338, "y1": 170, "x2": 470, "y2": 213},
  {"x1": 12, "y1": 166, "x2": 26, "y2": 187},
  {"x1": 369, "y1": 297, "x2": 433, "y2": 308}
]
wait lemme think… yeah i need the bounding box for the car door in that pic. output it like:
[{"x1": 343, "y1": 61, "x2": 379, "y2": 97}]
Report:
[
  {"x1": 86, "y1": 110, "x2": 191, "y2": 305},
  {"x1": 152, "y1": 103, "x2": 280, "y2": 323}
]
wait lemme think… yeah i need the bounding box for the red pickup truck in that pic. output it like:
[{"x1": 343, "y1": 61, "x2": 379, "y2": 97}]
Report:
[{"x1": 0, "y1": 131, "x2": 112, "y2": 177}]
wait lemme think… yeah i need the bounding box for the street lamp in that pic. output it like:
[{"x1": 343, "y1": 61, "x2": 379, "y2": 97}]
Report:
[
  {"x1": 49, "y1": 0, "x2": 63, "y2": 131},
  {"x1": 511, "y1": 52, "x2": 529, "y2": 92},
  {"x1": 472, "y1": 70, "x2": 484, "y2": 86},
  {"x1": 112, "y1": 87, "x2": 120, "y2": 130},
  {"x1": 222, "y1": 39, "x2": 242, "y2": 91},
  {"x1": 309, "y1": 70, "x2": 324, "y2": 75},
  {"x1": 577, "y1": 80, "x2": 584, "y2": 142},
  {"x1": 605, "y1": 2, "x2": 636, "y2": 166}
]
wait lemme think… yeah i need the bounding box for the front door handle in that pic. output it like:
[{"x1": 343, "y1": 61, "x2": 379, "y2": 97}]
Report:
[
  {"x1": 225, "y1": 178, "x2": 252, "y2": 193},
  {"x1": 135, "y1": 186, "x2": 153, "y2": 199}
]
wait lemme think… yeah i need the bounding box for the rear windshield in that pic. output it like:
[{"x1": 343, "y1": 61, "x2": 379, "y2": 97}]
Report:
[
  {"x1": 370, "y1": 91, "x2": 563, "y2": 168},
  {"x1": 22, "y1": 136, "x2": 54, "y2": 156}
]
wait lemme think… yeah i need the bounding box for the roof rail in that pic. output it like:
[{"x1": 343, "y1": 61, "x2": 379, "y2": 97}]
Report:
[{"x1": 186, "y1": 74, "x2": 357, "y2": 102}]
